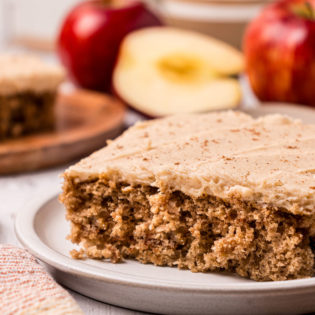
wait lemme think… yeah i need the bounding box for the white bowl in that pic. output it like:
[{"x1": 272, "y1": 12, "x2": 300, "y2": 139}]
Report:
[{"x1": 148, "y1": 0, "x2": 274, "y2": 48}]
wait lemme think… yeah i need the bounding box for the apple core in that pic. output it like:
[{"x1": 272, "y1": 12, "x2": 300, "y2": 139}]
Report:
[
  {"x1": 157, "y1": 54, "x2": 211, "y2": 83},
  {"x1": 113, "y1": 27, "x2": 243, "y2": 115}
]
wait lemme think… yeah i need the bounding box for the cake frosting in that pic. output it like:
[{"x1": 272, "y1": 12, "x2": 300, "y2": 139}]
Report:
[
  {"x1": 0, "y1": 54, "x2": 65, "y2": 95},
  {"x1": 66, "y1": 111, "x2": 315, "y2": 215}
]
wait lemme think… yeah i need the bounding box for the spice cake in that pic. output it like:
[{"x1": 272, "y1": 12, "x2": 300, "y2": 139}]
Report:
[
  {"x1": 0, "y1": 55, "x2": 64, "y2": 140},
  {"x1": 61, "y1": 111, "x2": 315, "y2": 281}
]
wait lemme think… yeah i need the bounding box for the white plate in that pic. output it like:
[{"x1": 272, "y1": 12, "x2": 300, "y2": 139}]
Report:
[
  {"x1": 15, "y1": 105, "x2": 315, "y2": 315},
  {"x1": 244, "y1": 103, "x2": 315, "y2": 123},
  {"x1": 15, "y1": 192, "x2": 315, "y2": 315}
]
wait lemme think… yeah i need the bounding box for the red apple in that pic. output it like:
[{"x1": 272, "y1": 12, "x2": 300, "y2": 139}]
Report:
[
  {"x1": 244, "y1": 0, "x2": 315, "y2": 106},
  {"x1": 57, "y1": 0, "x2": 162, "y2": 92}
]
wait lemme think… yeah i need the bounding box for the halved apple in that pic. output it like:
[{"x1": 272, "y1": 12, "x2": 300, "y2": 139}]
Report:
[{"x1": 113, "y1": 27, "x2": 244, "y2": 117}]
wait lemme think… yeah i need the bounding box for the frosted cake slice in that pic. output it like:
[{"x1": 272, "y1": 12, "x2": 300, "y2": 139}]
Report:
[
  {"x1": 0, "y1": 55, "x2": 64, "y2": 140},
  {"x1": 61, "y1": 111, "x2": 315, "y2": 281}
]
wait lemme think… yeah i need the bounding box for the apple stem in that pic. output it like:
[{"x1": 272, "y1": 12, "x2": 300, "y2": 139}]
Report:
[
  {"x1": 305, "y1": 1, "x2": 315, "y2": 19},
  {"x1": 101, "y1": 0, "x2": 123, "y2": 7},
  {"x1": 293, "y1": 1, "x2": 315, "y2": 20}
]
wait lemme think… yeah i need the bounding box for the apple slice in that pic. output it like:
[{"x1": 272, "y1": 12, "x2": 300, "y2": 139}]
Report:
[{"x1": 113, "y1": 27, "x2": 244, "y2": 117}]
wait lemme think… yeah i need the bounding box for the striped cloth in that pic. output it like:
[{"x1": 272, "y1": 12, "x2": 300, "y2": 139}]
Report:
[{"x1": 0, "y1": 244, "x2": 83, "y2": 315}]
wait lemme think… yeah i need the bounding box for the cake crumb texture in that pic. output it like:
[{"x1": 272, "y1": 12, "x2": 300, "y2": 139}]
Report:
[
  {"x1": 62, "y1": 177, "x2": 314, "y2": 281},
  {"x1": 0, "y1": 92, "x2": 56, "y2": 139}
]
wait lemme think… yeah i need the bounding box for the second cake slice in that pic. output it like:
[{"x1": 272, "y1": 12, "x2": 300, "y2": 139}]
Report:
[{"x1": 0, "y1": 55, "x2": 64, "y2": 140}]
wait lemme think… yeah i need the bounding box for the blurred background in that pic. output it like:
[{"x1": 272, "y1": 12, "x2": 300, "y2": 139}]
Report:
[
  {"x1": 0, "y1": 0, "x2": 271, "y2": 51},
  {"x1": 0, "y1": 0, "x2": 80, "y2": 51},
  {"x1": 0, "y1": 0, "x2": 266, "y2": 112}
]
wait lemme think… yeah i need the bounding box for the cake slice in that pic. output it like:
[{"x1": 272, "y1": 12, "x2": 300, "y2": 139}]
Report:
[
  {"x1": 0, "y1": 54, "x2": 64, "y2": 140},
  {"x1": 61, "y1": 111, "x2": 315, "y2": 281}
]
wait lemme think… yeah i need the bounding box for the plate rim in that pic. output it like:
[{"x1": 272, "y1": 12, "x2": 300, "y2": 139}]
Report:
[{"x1": 14, "y1": 190, "x2": 315, "y2": 294}]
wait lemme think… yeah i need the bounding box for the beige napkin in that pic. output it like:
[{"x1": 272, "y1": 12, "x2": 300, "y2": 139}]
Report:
[{"x1": 0, "y1": 244, "x2": 83, "y2": 315}]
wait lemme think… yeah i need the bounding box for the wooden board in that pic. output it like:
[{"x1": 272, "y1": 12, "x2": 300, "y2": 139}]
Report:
[{"x1": 0, "y1": 89, "x2": 126, "y2": 174}]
